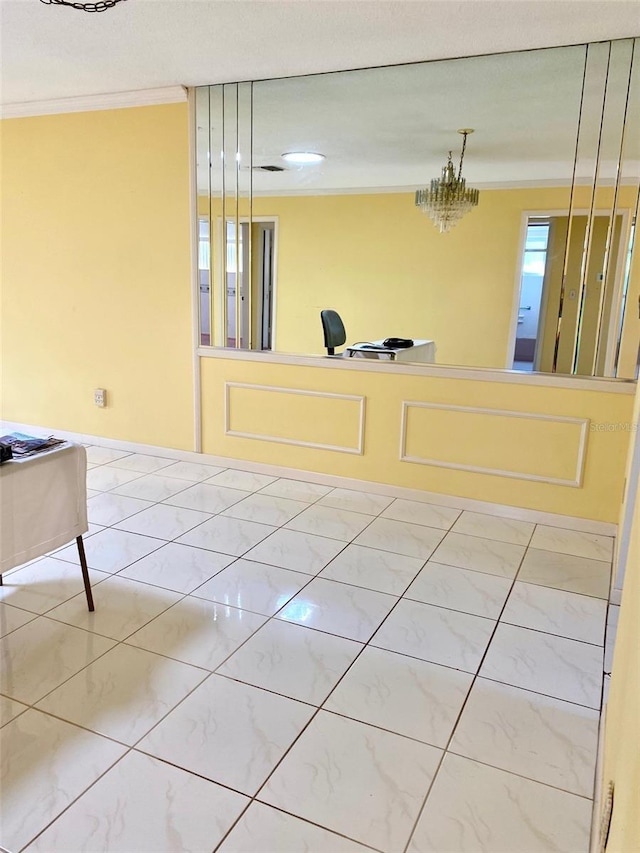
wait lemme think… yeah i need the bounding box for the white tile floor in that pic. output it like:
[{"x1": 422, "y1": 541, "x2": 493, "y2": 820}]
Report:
[{"x1": 0, "y1": 444, "x2": 616, "y2": 853}]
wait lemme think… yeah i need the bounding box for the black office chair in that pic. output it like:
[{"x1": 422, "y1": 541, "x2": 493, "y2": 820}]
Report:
[{"x1": 321, "y1": 309, "x2": 346, "y2": 355}]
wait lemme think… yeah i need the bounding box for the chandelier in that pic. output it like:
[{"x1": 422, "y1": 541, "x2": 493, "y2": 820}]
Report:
[
  {"x1": 39, "y1": 0, "x2": 128, "y2": 11},
  {"x1": 415, "y1": 129, "x2": 479, "y2": 233}
]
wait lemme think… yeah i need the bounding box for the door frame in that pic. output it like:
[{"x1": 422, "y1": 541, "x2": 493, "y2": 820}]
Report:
[
  {"x1": 507, "y1": 208, "x2": 630, "y2": 373},
  {"x1": 215, "y1": 215, "x2": 279, "y2": 350}
]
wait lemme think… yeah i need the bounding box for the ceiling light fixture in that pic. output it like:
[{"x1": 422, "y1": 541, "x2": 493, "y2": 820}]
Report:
[
  {"x1": 38, "y1": 0, "x2": 128, "y2": 11},
  {"x1": 415, "y1": 129, "x2": 479, "y2": 233},
  {"x1": 281, "y1": 152, "x2": 325, "y2": 164}
]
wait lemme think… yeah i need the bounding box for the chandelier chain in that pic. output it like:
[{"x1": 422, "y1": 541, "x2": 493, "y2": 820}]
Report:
[
  {"x1": 457, "y1": 131, "x2": 468, "y2": 181},
  {"x1": 39, "y1": 0, "x2": 128, "y2": 12}
]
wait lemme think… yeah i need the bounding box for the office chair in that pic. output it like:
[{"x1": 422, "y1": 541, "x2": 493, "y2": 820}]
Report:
[{"x1": 321, "y1": 309, "x2": 346, "y2": 355}]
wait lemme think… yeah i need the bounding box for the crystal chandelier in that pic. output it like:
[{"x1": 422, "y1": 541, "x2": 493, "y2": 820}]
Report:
[
  {"x1": 39, "y1": 0, "x2": 128, "y2": 11},
  {"x1": 415, "y1": 129, "x2": 479, "y2": 233}
]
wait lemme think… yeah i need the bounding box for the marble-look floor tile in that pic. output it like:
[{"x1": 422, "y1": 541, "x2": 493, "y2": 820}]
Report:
[
  {"x1": 55, "y1": 528, "x2": 164, "y2": 573},
  {"x1": 176, "y1": 515, "x2": 276, "y2": 557},
  {"x1": 193, "y1": 559, "x2": 310, "y2": 616},
  {"x1": 0, "y1": 695, "x2": 29, "y2": 727},
  {"x1": 85, "y1": 447, "x2": 131, "y2": 465},
  {"x1": 405, "y1": 562, "x2": 512, "y2": 619},
  {"x1": 450, "y1": 678, "x2": 599, "y2": 796},
  {"x1": 371, "y1": 598, "x2": 495, "y2": 673},
  {"x1": 530, "y1": 524, "x2": 614, "y2": 561},
  {"x1": 111, "y1": 473, "x2": 194, "y2": 502},
  {"x1": 452, "y1": 511, "x2": 534, "y2": 545},
  {"x1": 26, "y1": 749, "x2": 248, "y2": 853},
  {"x1": 244, "y1": 528, "x2": 345, "y2": 575},
  {"x1": 320, "y1": 543, "x2": 423, "y2": 595},
  {"x1": 107, "y1": 452, "x2": 175, "y2": 473},
  {"x1": 277, "y1": 577, "x2": 396, "y2": 642},
  {"x1": 162, "y1": 482, "x2": 250, "y2": 514},
  {"x1": 286, "y1": 504, "x2": 373, "y2": 542},
  {"x1": 159, "y1": 460, "x2": 226, "y2": 481},
  {"x1": 127, "y1": 597, "x2": 266, "y2": 669},
  {"x1": 518, "y1": 548, "x2": 611, "y2": 599},
  {"x1": 317, "y1": 488, "x2": 393, "y2": 516},
  {"x1": 139, "y1": 675, "x2": 314, "y2": 795},
  {"x1": 259, "y1": 478, "x2": 332, "y2": 503},
  {"x1": 0, "y1": 601, "x2": 37, "y2": 637},
  {"x1": 223, "y1": 493, "x2": 308, "y2": 526},
  {"x1": 36, "y1": 644, "x2": 207, "y2": 744},
  {"x1": 408, "y1": 753, "x2": 592, "y2": 853},
  {"x1": 381, "y1": 499, "x2": 461, "y2": 530},
  {"x1": 218, "y1": 802, "x2": 370, "y2": 853},
  {"x1": 47, "y1": 575, "x2": 182, "y2": 641},
  {"x1": 205, "y1": 469, "x2": 277, "y2": 492},
  {"x1": 118, "y1": 542, "x2": 234, "y2": 593},
  {"x1": 480, "y1": 623, "x2": 603, "y2": 708},
  {"x1": 114, "y1": 503, "x2": 212, "y2": 540},
  {"x1": 218, "y1": 619, "x2": 362, "y2": 705},
  {"x1": 430, "y1": 532, "x2": 525, "y2": 578},
  {"x1": 260, "y1": 711, "x2": 442, "y2": 853},
  {"x1": 502, "y1": 582, "x2": 607, "y2": 644},
  {"x1": 0, "y1": 558, "x2": 108, "y2": 614},
  {"x1": 86, "y1": 492, "x2": 153, "y2": 526},
  {"x1": 1, "y1": 709, "x2": 126, "y2": 853},
  {"x1": 1, "y1": 617, "x2": 115, "y2": 704},
  {"x1": 325, "y1": 646, "x2": 472, "y2": 747},
  {"x1": 354, "y1": 518, "x2": 445, "y2": 560},
  {"x1": 86, "y1": 466, "x2": 143, "y2": 492}
]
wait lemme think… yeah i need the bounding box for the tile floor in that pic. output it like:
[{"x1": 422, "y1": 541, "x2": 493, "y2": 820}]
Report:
[{"x1": 0, "y1": 444, "x2": 617, "y2": 853}]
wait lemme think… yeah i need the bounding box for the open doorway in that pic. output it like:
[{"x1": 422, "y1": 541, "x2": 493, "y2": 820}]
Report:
[
  {"x1": 512, "y1": 219, "x2": 549, "y2": 371},
  {"x1": 510, "y1": 210, "x2": 630, "y2": 375}
]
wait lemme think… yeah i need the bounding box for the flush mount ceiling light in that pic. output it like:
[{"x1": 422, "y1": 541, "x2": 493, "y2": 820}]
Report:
[
  {"x1": 39, "y1": 0, "x2": 128, "y2": 11},
  {"x1": 415, "y1": 129, "x2": 479, "y2": 233},
  {"x1": 281, "y1": 152, "x2": 325, "y2": 164}
]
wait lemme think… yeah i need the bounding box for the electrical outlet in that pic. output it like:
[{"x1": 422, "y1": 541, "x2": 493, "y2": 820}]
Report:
[{"x1": 94, "y1": 388, "x2": 106, "y2": 408}]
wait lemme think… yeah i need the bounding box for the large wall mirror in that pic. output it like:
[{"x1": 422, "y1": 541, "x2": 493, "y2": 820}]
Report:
[{"x1": 195, "y1": 38, "x2": 640, "y2": 379}]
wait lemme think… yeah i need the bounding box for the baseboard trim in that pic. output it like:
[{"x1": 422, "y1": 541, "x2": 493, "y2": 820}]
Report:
[{"x1": 1, "y1": 420, "x2": 616, "y2": 536}]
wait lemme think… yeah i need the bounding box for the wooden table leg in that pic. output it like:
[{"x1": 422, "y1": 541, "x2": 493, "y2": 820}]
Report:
[{"x1": 76, "y1": 535, "x2": 94, "y2": 612}]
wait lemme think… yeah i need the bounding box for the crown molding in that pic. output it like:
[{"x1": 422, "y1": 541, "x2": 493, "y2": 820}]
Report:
[{"x1": 0, "y1": 86, "x2": 187, "y2": 119}]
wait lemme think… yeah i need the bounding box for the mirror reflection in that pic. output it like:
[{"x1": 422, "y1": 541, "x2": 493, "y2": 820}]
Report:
[{"x1": 195, "y1": 39, "x2": 640, "y2": 379}]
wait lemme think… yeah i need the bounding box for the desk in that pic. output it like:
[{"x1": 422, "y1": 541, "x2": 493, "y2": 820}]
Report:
[
  {"x1": 346, "y1": 339, "x2": 436, "y2": 363},
  {"x1": 0, "y1": 443, "x2": 94, "y2": 609}
]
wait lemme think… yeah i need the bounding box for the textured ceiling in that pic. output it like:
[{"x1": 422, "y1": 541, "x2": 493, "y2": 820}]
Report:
[{"x1": 1, "y1": 0, "x2": 639, "y2": 107}]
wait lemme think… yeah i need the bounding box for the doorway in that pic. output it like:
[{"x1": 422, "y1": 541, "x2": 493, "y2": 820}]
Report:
[{"x1": 511, "y1": 210, "x2": 630, "y2": 375}]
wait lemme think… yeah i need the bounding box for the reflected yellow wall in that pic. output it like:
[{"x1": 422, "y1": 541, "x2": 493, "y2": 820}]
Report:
[
  {"x1": 248, "y1": 186, "x2": 639, "y2": 369},
  {"x1": 201, "y1": 355, "x2": 633, "y2": 522},
  {"x1": 602, "y1": 383, "x2": 640, "y2": 851},
  {"x1": 0, "y1": 105, "x2": 194, "y2": 448}
]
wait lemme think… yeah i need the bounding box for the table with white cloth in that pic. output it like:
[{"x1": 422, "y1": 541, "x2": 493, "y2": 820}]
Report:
[{"x1": 0, "y1": 443, "x2": 94, "y2": 609}]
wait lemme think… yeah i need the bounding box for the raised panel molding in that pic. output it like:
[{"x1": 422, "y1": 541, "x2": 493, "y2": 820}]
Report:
[
  {"x1": 400, "y1": 401, "x2": 589, "y2": 487},
  {"x1": 225, "y1": 382, "x2": 365, "y2": 455}
]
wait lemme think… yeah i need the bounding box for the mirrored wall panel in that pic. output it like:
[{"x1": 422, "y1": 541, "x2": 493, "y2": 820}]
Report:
[{"x1": 195, "y1": 38, "x2": 640, "y2": 378}]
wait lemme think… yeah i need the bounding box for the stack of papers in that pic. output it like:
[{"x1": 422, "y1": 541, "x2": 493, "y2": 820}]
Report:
[{"x1": 0, "y1": 432, "x2": 66, "y2": 460}]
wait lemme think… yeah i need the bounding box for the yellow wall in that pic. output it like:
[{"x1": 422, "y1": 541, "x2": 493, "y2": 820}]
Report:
[
  {"x1": 602, "y1": 383, "x2": 640, "y2": 851},
  {"x1": 246, "y1": 186, "x2": 639, "y2": 369},
  {"x1": 201, "y1": 354, "x2": 633, "y2": 522},
  {"x1": 0, "y1": 104, "x2": 194, "y2": 449}
]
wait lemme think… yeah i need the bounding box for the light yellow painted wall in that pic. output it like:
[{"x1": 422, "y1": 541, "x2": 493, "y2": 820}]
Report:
[
  {"x1": 602, "y1": 383, "x2": 640, "y2": 851},
  {"x1": 201, "y1": 355, "x2": 633, "y2": 522},
  {"x1": 0, "y1": 104, "x2": 194, "y2": 449},
  {"x1": 248, "y1": 186, "x2": 639, "y2": 369}
]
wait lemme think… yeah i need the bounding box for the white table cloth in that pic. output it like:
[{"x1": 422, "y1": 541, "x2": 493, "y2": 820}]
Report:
[{"x1": 0, "y1": 443, "x2": 88, "y2": 573}]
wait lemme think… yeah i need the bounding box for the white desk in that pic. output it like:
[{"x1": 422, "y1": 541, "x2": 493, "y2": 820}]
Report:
[
  {"x1": 0, "y1": 443, "x2": 94, "y2": 609},
  {"x1": 346, "y1": 339, "x2": 436, "y2": 363}
]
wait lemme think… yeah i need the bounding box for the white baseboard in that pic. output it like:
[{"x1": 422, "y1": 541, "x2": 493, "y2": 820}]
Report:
[
  {"x1": 2, "y1": 420, "x2": 616, "y2": 536},
  {"x1": 609, "y1": 587, "x2": 622, "y2": 606}
]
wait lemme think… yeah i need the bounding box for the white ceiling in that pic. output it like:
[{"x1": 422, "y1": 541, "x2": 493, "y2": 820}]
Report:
[
  {"x1": 196, "y1": 40, "x2": 640, "y2": 192},
  {"x1": 1, "y1": 0, "x2": 639, "y2": 107}
]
